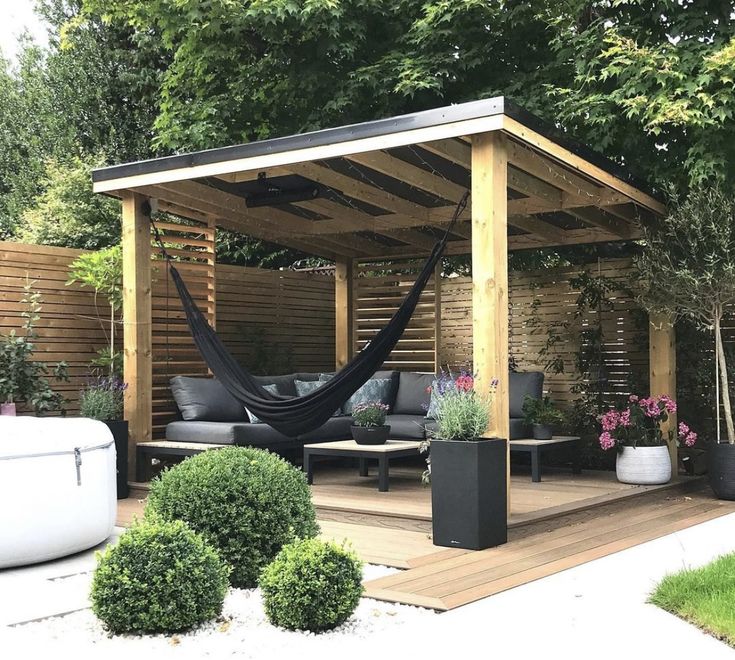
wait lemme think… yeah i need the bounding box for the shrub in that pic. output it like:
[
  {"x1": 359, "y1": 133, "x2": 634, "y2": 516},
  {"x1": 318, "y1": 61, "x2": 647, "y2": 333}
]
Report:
[
  {"x1": 91, "y1": 519, "x2": 229, "y2": 634},
  {"x1": 146, "y1": 446, "x2": 319, "y2": 588},
  {"x1": 79, "y1": 377, "x2": 126, "y2": 421},
  {"x1": 260, "y1": 538, "x2": 363, "y2": 632}
]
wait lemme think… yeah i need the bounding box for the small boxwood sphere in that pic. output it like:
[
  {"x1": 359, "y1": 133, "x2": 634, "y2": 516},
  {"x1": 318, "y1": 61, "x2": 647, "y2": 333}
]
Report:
[
  {"x1": 260, "y1": 538, "x2": 363, "y2": 632},
  {"x1": 91, "y1": 519, "x2": 229, "y2": 634},
  {"x1": 146, "y1": 446, "x2": 319, "y2": 588}
]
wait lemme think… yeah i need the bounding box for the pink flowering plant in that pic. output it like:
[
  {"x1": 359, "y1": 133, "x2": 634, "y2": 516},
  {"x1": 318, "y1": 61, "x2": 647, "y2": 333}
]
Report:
[
  {"x1": 352, "y1": 401, "x2": 389, "y2": 427},
  {"x1": 598, "y1": 394, "x2": 697, "y2": 451}
]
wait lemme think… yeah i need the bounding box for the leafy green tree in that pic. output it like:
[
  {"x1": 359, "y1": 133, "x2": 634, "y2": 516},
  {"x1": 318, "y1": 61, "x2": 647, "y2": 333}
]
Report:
[
  {"x1": 83, "y1": 1, "x2": 735, "y2": 190},
  {"x1": 67, "y1": 244, "x2": 124, "y2": 377},
  {"x1": 637, "y1": 186, "x2": 735, "y2": 444},
  {"x1": 19, "y1": 156, "x2": 121, "y2": 249}
]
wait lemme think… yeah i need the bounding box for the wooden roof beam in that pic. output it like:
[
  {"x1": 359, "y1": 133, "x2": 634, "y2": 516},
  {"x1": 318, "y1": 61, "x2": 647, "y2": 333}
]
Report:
[
  {"x1": 566, "y1": 207, "x2": 639, "y2": 240},
  {"x1": 344, "y1": 150, "x2": 468, "y2": 205}
]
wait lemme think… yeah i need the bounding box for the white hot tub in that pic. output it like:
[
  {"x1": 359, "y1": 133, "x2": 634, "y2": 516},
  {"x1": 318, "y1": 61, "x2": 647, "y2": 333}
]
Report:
[{"x1": 0, "y1": 417, "x2": 117, "y2": 568}]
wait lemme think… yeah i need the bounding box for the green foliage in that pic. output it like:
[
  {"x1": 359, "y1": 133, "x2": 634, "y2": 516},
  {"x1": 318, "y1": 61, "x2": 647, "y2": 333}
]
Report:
[
  {"x1": 637, "y1": 186, "x2": 735, "y2": 442},
  {"x1": 79, "y1": 377, "x2": 126, "y2": 421},
  {"x1": 20, "y1": 157, "x2": 121, "y2": 250},
  {"x1": 522, "y1": 395, "x2": 565, "y2": 427},
  {"x1": 650, "y1": 552, "x2": 735, "y2": 648},
  {"x1": 0, "y1": 280, "x2": 68, "y2": 412},
  {"x1": 259, "y1": 538, "x2": 363, "y2": 633},
  {"x1": 430, "y1": 391, "x2": 491, "y2": 443},
  {"x1": 68, "y1": 244, "x2": 123, "y2": 377},
  {"x1": 146, "y1": 446, "x2": 319, "y2": 588},
  {"x1": 91, "y1": 519, "x2": 230, "y2": 635},
  {"x1": 83, "y1": 1, "x2": 735, "y2": 191}
]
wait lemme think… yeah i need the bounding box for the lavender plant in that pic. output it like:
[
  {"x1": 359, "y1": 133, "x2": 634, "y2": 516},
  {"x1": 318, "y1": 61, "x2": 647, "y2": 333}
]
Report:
[{"x1": 80, "y1": 377, "x2": 127, "y2": 422}]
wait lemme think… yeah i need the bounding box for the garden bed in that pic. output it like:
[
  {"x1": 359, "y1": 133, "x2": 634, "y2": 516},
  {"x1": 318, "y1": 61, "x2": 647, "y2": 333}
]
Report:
[{"x1": 12, "y1": 565, "x2": 437, "y2": 654}]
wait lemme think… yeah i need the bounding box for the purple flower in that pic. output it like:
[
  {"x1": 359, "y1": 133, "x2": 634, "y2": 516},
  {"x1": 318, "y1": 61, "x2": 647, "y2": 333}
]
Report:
[{"x1": 601, "y1": 410, "x2": 620, "y2": 431}]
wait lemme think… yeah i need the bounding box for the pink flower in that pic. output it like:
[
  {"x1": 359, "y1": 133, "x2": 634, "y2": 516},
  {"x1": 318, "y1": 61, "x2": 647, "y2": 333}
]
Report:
[
  {"x1": 659, "y1": 395, "x2": 677, "y2": 414},
  {"x1": 629, "y1": 395, "x2": 639, "y2": 403},
  {"x1": 599, "y1": 431, "x2": 615, "y2": 450},
  {"x1": 679, "y1": 422, "x2": 690, "y2": 436},
  {"x1": 619, "y1": 409, "x2": 631, "y2": 427},
  {"x1": 685, "y1": 432, "x2": 697, "y2": 447},
  {"x1": 455, "y1": 375, "x2": 474, "y2": 392},
  {"x1": 601, "y1": 410, "x2": 620, "y2": 431},
  {"x1": 639, "y1": 397, "x2": 662, "y2": 419}
]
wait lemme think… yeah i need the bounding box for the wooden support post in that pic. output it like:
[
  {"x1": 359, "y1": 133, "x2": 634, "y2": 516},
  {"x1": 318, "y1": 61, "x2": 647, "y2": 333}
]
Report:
[
  {"x1": 472, "y1": 132, "x2": 510, "y2": 512},
  {"x1": 434, "y1": 262, "x2": 442, "y2": 373},
  {"x1": 335, "y1": 258, "x2": 354, "y2": 369},
  {"x1": 122, "y1": 192, "x2": 152, "y2": 481},
  {"x1": 649, "y1": 312, "x2": 678, "y2": 473}
]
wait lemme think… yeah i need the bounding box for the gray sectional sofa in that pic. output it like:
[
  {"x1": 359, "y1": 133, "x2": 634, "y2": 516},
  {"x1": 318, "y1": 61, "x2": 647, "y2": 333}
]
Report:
[{"x1": 165, "y1": 370, "x2": 544, "y2": 449}]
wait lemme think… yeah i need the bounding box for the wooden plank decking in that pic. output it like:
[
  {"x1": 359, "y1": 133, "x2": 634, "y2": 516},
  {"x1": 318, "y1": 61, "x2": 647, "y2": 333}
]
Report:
[{"x1": 362, "y1": 485, "x2": 734, "y2": 610}]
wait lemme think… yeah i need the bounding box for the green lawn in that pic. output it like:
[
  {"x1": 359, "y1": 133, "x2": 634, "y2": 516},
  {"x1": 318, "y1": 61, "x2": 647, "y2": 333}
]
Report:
[{"x1": 650, "y1": 553, "x2": 735, "y2": 647}]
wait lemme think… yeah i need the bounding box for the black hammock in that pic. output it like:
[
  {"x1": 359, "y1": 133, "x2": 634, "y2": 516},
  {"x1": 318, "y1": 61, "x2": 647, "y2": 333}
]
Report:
[{"x1": 162, "y1": 192, "x2": 468, "y2": 437}]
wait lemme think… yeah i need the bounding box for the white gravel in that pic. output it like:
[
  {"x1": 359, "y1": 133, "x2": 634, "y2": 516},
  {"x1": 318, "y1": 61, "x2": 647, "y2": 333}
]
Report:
[{"x1": 4, "y1": 563, "x2": 437, "y2": 658}]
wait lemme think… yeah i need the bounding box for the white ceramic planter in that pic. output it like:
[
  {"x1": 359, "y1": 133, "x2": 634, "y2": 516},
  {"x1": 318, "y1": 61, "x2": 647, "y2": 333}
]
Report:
[{"x1": 616, "y1": 445, "x2": 671, "y2": 485}]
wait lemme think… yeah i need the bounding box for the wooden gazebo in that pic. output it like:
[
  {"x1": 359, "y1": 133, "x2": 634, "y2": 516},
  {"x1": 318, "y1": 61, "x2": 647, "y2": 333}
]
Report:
[{"x1": 92, "y1": 97, "x2": 674, "y2": 499}]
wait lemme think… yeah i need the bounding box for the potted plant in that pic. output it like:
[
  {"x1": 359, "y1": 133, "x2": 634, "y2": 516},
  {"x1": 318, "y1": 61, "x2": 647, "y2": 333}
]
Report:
[
  {"x1": 599, "y1": 394, "x2": 697, "y2": 485},
  {"x1": 425, "y1": 370, "x2": 506, "y2": 550},
  {"x1": 80, "y1": 377, "x2": 129, "y2": 498},
  {"x1": 636, "y1": 186, "x2": 735, "y2": 498},
  {"x1": 522, "y1": 394, "x2": 565, "y2": 440},
  {"x1": 0, "y1": 280, "x2": 68, "y2": 415},
  {"x1": 350, "y1": 402, "x2": 390, "y2": 445}
]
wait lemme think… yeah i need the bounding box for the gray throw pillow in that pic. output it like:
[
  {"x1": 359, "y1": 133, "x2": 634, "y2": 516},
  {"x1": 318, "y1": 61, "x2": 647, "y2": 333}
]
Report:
[
  {"x1": 295, "y1": 379, "x2": 341, "y2": 417},
  {"x1": 170, "y1": 376, "x2": 246, "y2": 422},
  {"x1": 342, "y1": 378, "x2": 393, "y2": 415},
  {"x1": 246, "y1": 384, "x2": 279, "y2": 424}
]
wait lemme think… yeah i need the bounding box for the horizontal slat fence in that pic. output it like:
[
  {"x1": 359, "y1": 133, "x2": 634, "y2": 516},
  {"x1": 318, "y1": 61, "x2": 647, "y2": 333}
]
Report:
[
  {"x1": 354, "y1": 260, "x2": 438, "y2": 372},
  {"x1": 0, "y1": 241, "x2": 110, "y2": 415},
  {"x1": 439, "y1": 258, "x2": 649, "y2": 407},
  {"x1": 0, "y1": 240, "x2": 334, "y2": 433}
]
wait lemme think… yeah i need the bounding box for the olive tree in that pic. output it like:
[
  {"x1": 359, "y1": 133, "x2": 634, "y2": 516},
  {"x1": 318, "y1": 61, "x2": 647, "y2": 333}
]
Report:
[{"x1": 637, "y1": 187, "x2": 735, "y2": 444}]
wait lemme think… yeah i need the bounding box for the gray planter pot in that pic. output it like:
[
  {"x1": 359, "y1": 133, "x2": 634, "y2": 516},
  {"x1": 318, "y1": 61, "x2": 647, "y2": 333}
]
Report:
[
  {"x1": 351, "y1": 424, "x2": 390, "y2": 445},
  {"x1": 709, "y1": 442, "x2": 735, "y2": 501},
  {"x1": 431, "y1": 437, "x2": 507, "y2": 550},
  {"x1": 532, "y1": 423, "x2": 553, "y2": 440},
  {"x1": 616, "y1": 445, "x2": 671, "y2": 485}
]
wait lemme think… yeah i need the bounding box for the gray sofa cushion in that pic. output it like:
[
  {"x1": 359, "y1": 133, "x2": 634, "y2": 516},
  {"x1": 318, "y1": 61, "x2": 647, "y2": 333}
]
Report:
[
  {"x1": 509, "y1": 372, "x2": 544, "y2": 418},
  {"x1": 298, "y1": 416, "x2": 355, "y2": 443},
  {"x1": 245, "y1": 384, "x2": 279, "y2": 423},
  {"x1": 166, "y1": 420, "x2": 298, "y2": 447},
  {"x1": 170, "y1": 376, "x2": 246, "y2": 422},
  {"x1": 342, "y1": 378, "x2": 393, "y2": 415},
  {"x1": 393, "y1": 372, "x2": 435, "y2": 415},
  {"x1": 166, "y1": 420, "x2": 241, "y2": 444},
  {"x1": 386, "y1": 414, "x2": 428, "y2": 440}
]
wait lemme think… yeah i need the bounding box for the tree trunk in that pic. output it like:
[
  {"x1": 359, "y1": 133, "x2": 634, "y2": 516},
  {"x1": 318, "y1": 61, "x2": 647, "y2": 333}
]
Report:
[{"x1": 715, "y1": 311, "x2": 735, "y2": 444}]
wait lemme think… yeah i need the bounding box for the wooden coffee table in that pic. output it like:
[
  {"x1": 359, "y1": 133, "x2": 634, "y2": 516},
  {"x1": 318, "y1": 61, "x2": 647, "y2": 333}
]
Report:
[{"x1": 303, "y1": 439, "x2": 422, "y2": 492}]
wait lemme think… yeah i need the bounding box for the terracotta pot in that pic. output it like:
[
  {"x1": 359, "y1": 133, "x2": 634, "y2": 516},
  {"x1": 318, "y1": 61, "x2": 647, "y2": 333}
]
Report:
[
  {"x1": 616, "y1": 445, "x2": 671, "y2": 485},
  {"x1": 0, "y1": 403, "x2": 16, "y2": 416}
]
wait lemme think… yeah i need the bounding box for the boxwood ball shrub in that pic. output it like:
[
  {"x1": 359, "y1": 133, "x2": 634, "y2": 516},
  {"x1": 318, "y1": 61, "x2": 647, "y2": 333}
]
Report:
[
  {"x1": 146, "y1": 446, "x2": 319, "y2": 588},
  {"x1": 91, "y1": 519, "x2": 229, "y2": 634},
  {"x1": 260, "y1": 538, "x2": 363, "y2": 632}
]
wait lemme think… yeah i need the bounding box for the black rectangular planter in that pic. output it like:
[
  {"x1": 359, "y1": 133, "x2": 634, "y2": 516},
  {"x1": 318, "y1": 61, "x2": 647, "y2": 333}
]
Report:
[
  {"x1": 430, "y1": 437, "x2": 507, "y2": 550},
  {"x1": 105, "y1": 420, "x2": 129, "y2": 499}
]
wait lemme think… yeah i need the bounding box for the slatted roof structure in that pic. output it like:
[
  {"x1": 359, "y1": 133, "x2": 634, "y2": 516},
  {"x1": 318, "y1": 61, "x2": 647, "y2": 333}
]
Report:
[{"x1": 94, "y1": 97, "x2": 675, "y2": 501}]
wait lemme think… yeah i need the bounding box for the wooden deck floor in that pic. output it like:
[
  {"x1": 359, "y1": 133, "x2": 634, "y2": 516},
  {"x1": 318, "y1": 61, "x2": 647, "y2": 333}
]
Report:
[
  {"x1": 363, "y1": 484, "x2": 734, "y2": 610},
  {"x1": 116, "y1": 468, "x2": 731, "y2": 611}
]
